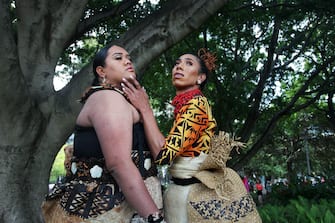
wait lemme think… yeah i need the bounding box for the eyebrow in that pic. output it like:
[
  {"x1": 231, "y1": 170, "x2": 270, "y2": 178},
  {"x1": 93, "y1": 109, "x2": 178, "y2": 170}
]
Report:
[
  {"x1": 176, "y1": 57, "x2": 195, "y2": 62},
  {"x1": 112, "y1": 52, "x2": 123, "y2": 57},
  {"x1": 112, "y1": 52, "x2": 131, "y2": 58}
]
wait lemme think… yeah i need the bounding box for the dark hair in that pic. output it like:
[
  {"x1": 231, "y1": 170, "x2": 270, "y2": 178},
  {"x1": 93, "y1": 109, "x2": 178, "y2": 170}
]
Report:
[
  {"x1": 196, "y1": 56, "x2": 210, "y2": 90},
  {"x1": 91, "y1": 43, "x2": 125, "y2": 86},
  {"x1": 91, "y1": 45, "x2": 110, "y2": 86}
]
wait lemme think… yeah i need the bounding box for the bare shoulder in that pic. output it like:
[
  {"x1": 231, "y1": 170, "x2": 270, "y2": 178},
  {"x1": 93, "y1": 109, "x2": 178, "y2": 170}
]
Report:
[
  {"x1": 89, "y1": 90, "x2": 128, "y2": 115},
  {"x1": 85, "y1": 90, "x2": 140, "y2": 123}
]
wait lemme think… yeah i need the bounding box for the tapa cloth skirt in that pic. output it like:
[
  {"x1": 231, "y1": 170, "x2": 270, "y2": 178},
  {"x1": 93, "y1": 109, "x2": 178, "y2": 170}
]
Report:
[
  {"x1": 42, "y1": 153, "x2": 163, "y2": 223},
  {"x1": 42, "y1": 176, "x2": 163, "y2": 223},
  {"x1": 164, "y1": 153, "x2": 262, "y2": 223}
]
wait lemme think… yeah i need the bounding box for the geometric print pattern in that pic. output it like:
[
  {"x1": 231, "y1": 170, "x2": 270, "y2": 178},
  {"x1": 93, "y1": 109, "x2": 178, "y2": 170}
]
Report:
[
  {"x1": 59, "y1": 182, "x2": 124, "y2": 219},
  {"x1": 46, "y1": 150, "x2": 157, "y2": 219},
  {"x1": 189, "y1": 195, "x2": 257, "y2": 221},
  {"x1": 156, "y1": 96, "x2": 216, "y2": 165}
]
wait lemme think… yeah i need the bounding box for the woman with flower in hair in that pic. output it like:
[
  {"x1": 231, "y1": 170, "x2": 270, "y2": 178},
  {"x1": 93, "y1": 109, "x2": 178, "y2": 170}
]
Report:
[
  {"x1": 122, "y1": 48, "x2": 262, "y2": 223},
  {"x1": 123, "y1": 49, "x2": 217, "y2": 168}
]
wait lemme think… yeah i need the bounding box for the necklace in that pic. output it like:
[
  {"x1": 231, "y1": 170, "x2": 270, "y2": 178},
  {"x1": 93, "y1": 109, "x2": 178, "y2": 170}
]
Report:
[{"x1": 171, "y1": 89, "x2": 203, "y2": 117}]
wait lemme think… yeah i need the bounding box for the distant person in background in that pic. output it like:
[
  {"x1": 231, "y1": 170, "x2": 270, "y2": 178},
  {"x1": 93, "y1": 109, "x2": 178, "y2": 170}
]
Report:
[
  {"x1": 265, "y1": 179, "x2": 272, "y2": 193},
  {"x1": 243, "y1": 175, "x2": 250, "y2": 193},
  {"x1": 255, "y1": 179, "x2": 263, "y2": 205}
]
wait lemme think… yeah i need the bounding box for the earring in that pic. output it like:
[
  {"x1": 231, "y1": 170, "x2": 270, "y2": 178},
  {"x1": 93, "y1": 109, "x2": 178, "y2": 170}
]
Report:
[
  {"x1": 197, "y1": 79, "x2": 202, "y2": 85},
  {"x1": 100, "y1": 77, "x2": 107, "y2": 87},
  {"x1": 100, "y1": 76, "x2": 109, "y2": 88}
]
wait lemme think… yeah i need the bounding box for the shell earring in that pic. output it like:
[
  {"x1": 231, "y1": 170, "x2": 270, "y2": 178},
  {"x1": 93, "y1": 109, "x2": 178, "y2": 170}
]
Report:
[
  {"x1": 100, "y1": 76, "x2": 108, "y2": 87},
  {"x1": 100, "y1": 76, "x2": 109, "y2": 87}
]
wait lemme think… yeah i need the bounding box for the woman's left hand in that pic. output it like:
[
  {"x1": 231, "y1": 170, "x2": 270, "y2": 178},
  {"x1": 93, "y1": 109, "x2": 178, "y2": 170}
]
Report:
[{"x1": 121, "y1": 76, "x2": 151, "y2": 113}]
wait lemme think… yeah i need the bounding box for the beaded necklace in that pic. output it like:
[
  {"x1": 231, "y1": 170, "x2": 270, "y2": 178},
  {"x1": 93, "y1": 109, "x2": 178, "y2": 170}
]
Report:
[{"x1": 171, "y1": 89, "x2": 203, "y2": 117}]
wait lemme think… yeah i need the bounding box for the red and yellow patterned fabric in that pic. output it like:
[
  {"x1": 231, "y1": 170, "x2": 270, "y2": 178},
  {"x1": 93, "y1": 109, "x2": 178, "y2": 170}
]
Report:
[{"x1": 156, "y1": 95, "x2": 216, "y2": 165}]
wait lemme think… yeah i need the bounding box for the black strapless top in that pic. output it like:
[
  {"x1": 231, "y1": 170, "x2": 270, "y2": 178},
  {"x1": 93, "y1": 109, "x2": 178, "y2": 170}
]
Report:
[
  {"x1": 73, "y1": 122, "x2": 149, "y2": 158},
  {"x1": 74, "y1": 86, "x2": 149, "y2": 158}
]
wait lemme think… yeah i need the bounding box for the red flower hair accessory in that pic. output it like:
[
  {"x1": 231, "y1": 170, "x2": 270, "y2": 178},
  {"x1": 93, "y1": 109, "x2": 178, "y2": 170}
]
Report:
[{"x1": 198, "y1": 48, "x2": 217, "y2": 72}]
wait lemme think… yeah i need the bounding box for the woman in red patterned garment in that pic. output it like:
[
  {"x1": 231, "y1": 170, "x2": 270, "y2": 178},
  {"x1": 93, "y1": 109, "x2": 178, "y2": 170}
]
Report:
[
  {"x1": 122, "y1": 49, "x2": 217, "y2": 222},
  {"x1": 122, "y1": 49, "x2": 262, "y2": 223}
]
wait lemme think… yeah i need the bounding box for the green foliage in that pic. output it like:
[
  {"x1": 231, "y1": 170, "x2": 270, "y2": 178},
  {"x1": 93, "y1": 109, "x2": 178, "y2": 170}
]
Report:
[
  {"x1": 144, "y1": 1, "x2": 335, "y2": 179},
  {"x1": 49, "y1": 145, "x2": 66, "y2": 183},
  {"x1": 56, "y1": 0, "x2": 335, "y2": 179},
  {"x1": 56, "y1": 38, "x2": 99, "y2": 79},
  {"x1": 259, "y1": 197, "x2": 335, "y2": 223},
  {"x1": 56, "y1": 0, "x2": 160, "y2": 81},
  {"x1": 265, "y1": 179, "x2": 335, "y2": 206}
]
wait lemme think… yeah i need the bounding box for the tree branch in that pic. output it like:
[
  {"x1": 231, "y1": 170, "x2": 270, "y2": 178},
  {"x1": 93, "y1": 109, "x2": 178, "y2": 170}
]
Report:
[
  {"x1": 233, "y1": 56, "x2": 335, "y2": 170},
  {"x1": 57, "y1": 0, "x2": 229, "y2": 129},
  {"x1": 69, "y1": 0, "x2": 139, "y2": 48},
  {"x1": 15, "y1": 0, "x2": 88, "y2": 111},
  {"x1": 238, "y1": 15, "x2": 281, "y2": 141},
  {"x1": 327, "y1": 91, "x2": 335, "y2": 130},
  {"x1": 274, "y1": 19, "x2": 320, "y2": 70},
  {"x1": 119, "y1": 0, "x2": 228, "y2": 75}
]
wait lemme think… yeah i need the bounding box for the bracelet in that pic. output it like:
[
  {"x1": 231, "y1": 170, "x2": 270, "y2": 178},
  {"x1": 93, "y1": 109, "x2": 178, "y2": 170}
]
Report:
[{"x1": 147, "y1": 211, "x2": 166, "y2": 223}]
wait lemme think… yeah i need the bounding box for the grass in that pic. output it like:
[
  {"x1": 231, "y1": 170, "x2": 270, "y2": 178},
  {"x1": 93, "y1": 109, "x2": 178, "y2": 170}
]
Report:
[{"x1": 49, "y1": 145, "x2": 67, "y2": 183}]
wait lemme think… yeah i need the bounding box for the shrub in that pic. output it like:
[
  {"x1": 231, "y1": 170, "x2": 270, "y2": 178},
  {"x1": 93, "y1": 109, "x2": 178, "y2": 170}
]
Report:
[{"x1": 259, "y1": 196, "x2": 335, "y2": 223}]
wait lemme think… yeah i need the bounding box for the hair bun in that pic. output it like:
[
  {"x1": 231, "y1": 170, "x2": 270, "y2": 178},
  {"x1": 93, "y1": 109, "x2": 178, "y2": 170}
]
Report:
[{"x1": 198, "y1": 48, "x2": 217, "y2": 72}]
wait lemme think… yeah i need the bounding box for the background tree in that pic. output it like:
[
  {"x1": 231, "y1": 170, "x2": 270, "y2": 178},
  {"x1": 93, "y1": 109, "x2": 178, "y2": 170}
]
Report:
[
  {"x1": 0, "y1": 0, "x2": 227, "y2": 222},
  {"x1": 1, "y1": 0, "x2": 334, "y2": 222},
  {"x1": 141, "y1": 0, "x2": 335, "y2": 181}
]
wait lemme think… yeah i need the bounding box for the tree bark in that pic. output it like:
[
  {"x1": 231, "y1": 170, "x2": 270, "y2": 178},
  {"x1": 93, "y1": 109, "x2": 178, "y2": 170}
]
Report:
[{"x1": 0, "y1": 0, "x2": 227, "y2": 222}]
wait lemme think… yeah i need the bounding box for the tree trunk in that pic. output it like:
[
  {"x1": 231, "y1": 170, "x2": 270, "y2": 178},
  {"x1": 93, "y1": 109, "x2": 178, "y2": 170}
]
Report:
[
  {"x1": 0, "y1": 146, "x2": 48, "y2": 222},
  {"x1": 0, "y1": 0, "x2": 227, "y2": 222}
]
